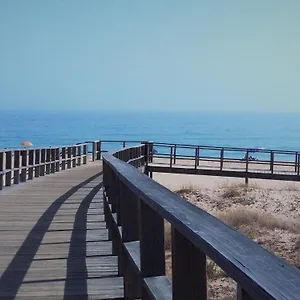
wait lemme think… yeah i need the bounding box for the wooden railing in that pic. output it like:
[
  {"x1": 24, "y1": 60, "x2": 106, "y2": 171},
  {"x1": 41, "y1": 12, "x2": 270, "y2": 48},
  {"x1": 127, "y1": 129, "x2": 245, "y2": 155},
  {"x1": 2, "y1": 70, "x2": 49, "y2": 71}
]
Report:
[
  {"x1": 0, "y1": 143, "x2": 88, "y2": 190},
  {"x1": 149, "y1": 142, "x2": 300, "y2": 182},
  {"x1": 102, "y1": 143, "x2": 300, "y2": 300}
]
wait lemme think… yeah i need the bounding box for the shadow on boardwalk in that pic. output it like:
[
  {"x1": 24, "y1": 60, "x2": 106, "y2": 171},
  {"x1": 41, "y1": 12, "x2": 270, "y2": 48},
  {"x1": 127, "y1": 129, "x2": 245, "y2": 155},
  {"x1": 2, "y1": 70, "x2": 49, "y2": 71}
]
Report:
[{"x1": 0, "y1": 171, "x2": 103, "y2": 299}]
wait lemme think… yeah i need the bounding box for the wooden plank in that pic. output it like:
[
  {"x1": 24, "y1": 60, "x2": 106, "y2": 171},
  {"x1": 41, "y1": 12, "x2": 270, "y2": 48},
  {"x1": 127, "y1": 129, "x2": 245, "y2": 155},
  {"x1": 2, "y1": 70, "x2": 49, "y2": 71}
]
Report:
[{"x1": 0, "y1": 161, "x2": 124, "y2": 299}]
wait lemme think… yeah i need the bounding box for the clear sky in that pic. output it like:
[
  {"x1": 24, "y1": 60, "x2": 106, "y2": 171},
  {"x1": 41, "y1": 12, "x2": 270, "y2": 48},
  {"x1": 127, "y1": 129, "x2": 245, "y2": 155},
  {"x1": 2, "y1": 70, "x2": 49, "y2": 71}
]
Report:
[{"x1": 1, "y1": 1, "x2": 300, "y2": 112}]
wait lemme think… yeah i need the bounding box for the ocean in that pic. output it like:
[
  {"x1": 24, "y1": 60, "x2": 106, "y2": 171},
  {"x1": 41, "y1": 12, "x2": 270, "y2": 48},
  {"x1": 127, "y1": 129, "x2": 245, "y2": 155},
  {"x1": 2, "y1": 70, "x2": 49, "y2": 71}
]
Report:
[{"x1": 1, "y1": 110, "x2": 300, "y2": 157}]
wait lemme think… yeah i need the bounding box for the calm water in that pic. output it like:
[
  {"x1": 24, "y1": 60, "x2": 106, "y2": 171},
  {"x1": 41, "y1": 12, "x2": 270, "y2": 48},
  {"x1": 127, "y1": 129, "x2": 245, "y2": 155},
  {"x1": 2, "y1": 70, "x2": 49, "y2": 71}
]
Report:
[{"x1": 1, "y1": 110, "x2": 300, "y2": 155}]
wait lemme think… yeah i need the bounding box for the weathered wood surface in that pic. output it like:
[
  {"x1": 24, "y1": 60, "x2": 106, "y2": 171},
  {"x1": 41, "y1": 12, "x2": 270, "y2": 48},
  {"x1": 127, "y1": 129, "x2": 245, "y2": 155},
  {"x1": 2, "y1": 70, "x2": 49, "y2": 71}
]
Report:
[
  {"x1": 0, "y1": 161, "x2": 123, "y2": 299},
  {"x1": 104, "y1": 148, "x2": 300, "y2": 300}
]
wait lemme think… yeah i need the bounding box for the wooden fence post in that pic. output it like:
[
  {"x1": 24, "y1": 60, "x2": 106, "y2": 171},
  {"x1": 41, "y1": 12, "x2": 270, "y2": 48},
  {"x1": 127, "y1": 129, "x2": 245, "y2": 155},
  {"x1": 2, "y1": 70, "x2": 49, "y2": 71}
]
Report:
[
  {"x1": 139, "y1": 200, "x2": 165, "y2": 299},
  {"x1": 172, "y1": 228, "x2": 207, "y2": 300},
  {"x1": 237, "y1": 284, "x2": 254, "y2": 300},
  {"x1": 245, "y1": 150, "x2": 249, "y2": 184},
  {"x1": 67, "y1": 147, "x2": 72, "y2": 169},
  {"x1": 40, "y1": 149, "x2": 46, "y2": 176},
  {"x1": 13, "y1": 150, "x2": 20, "y2": 184},
  {"x1": 83, "y1": 144, "x2": 87, "y2": 164},
  {"x1": 72, "y1": 146, "x2": 77, "y2": 168},
  {"x1": 28, "y1": 149, "x2": 34, "y2": 179},
  {"x1": 197, "y1": 147, "x2": 200, "y2": 166},
  {"x1": 220, "y1": 148, "x2": 224, "y2": 171},
  {"x1": 194, "y1": 148, "x2": 198, "y2": 169},
  {"x1": 270, "y1": 151, "x2": 274, "y2": 174},
  {"x1": 0, "y1": 152, "x2": 3, "y2": 190},
  {"x1": 61, "y1": 147, "x2": 66, "y2": 170},
  {"x1": 173, "y1": 144, "x2": 177, "y2": 164},
  {"x1": 92, "y1": 142, "x2": 96, "y2": 161},
  {"x1": 5, "y1": 151, "x2": 12, "y2": 186},
  {"x1": 170, "y1": 146, "x2": 173, "y2": 169},
  {"x1": 97, "y1": 141, "x2": 102, "y2": 160},
  {"x1": 35, "y1": 149, "x2": 40, "y2": 177},
  {"x1": 298, "y1": 153, "x2": 300, "y2": 176},
  {"x1": 55, "y1": 148, "x2": 60, "y2": 172},
  {"x1": 20, "y1": 150, "x2": 28, "y2": 182},
  {"x1": 77, "y1": 145, "x2": 82, "y2": 166},
  {"x1": 46, "y1": 149, "x2": 51, "y2": 174}
]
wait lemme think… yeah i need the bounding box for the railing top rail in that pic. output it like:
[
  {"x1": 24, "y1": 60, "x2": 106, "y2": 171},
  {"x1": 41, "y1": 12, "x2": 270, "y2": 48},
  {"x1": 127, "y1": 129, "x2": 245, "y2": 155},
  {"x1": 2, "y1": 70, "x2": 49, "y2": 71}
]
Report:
[
  {"x1": 0, "y1": 142, "x2": 89, "y2": 153},
  {"x1": 152, "y1": 141, "x2": 299, "y2": 155},
  {"x1": 103, "y1": 148, "x2": 300, "y2": 300}
]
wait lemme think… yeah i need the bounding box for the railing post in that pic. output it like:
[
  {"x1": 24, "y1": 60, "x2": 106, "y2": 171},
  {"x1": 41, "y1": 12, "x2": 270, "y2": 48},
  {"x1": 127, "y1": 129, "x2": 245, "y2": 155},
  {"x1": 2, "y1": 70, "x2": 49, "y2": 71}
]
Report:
[
  {"x1": 55, "y1": 148, "x2": 60, "y2": 172},
  {"x1": 149, "y1": 142, "x2": 154, "y2": 163},
  {"x1": 13, "y1": 150, "x2": 20, "y2": 184},
  {"x1": 77, "y1": 145, "x2": 82, "y2": 166},
  {"x1": 237, "y1": 284, "x2": 254, "y2": 300},
  {"x1": 61, "y1": 147, "x2": 66, "y2": 170},
  {"x1": 20, "y1": 150, "x2": 28, "y2": 182},
  {"x1": 46, "y1": 149, "x2": 51, "y2": 174},
  {"x1": 35, "y1": 149, "x2": 40, "y2": 177},
  {"x1": 72, "y1": 146, "x2": 77, "y2": 167},
  {"x1": 5, "y1": 151, "x2": 12, "y2": 186},
  {"x1": 270, "y1": 151, "x2": 274, "y2": 174},
  {"x1": 123, "y1": 141, "x2": 126, "y2": 148},
  {"x1": 0, "y1": 152, "x2": 3, "y2": 190},
  {"x1": 92, "y1": 142, "x2": 96, "y2": 161},
  {"x1": 139, "y1": 200, "x2": 165, "y2": 299},
  {"x1": 173, "y1": 144, "x2": 177, "y2": 164},
  {"x1": 97, "y1": 141, "x2": 101, "y2": 160},
  {"x1": 170, "y1": 146, "x2": 173, "y2": 169},
  {"x1": 297, "y1": 153, "x2": 300, "y2": 176},
  {"x1": 40, "y1": 149, "x2": 46, "y2": 176},
  {"x1": 220, "y1": 148, "x2": 224, "y2": 171},
  {"x1": 28, "y1": 149, "x2": 34, "y2": 179},
  {"x1": 295, "y1": 152, "x2": 298, "y2": 173},
  {"x1": 172, "y1": 228, "x2": 207, "y2": 300},
  {"x1": 50, "y1": 148, "x2": 56, "y2": 173},
  {"x1": 67, "y1": 147, "x2": 72, "y2": 169},
  {"x1": 197, "y1": 146, "x2": 200, "y2": 166},
  {"x1": 83, "y1": 144, "x2": 87, "y2": 164},
  {"x1": 194, "y1": 148, "x2": 198, "y2": 169},
  {"x1": 120, "y1": 184, "x2": 142, "y2": 299},
  {"x1": 142, "y1": 143, "x2": 149, "y2": 175},
  {"x1": 245, "y1": 150, "x2": 249, "y2": 184}
]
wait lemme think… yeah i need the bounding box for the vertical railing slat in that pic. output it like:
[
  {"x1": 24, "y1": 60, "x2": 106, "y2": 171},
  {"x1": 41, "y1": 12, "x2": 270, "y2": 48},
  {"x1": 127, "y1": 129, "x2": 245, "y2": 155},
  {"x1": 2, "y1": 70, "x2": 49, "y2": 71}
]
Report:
[
  {"x1": 28, "y1": 149, "x2": 34, "y2": 179},
  {"x1": 14, "y1": 150, "x2": 20, "y2": 184},
  {"x1": 172, "y1": 228, "x2": 207, "y2": 300},
  {"x1": 0, "y1": 152, "x2": 3, "y2": 190},
  {"x1": 40, "y1": 149, "x2": 46, "y2": 176},
  {"x1": 20, "y1": 150, "x2": 28, "y2": 182},
  {"x1": 5, "y1": 151, "x2": 12, "y2": 186},
  {"x1": 35, "y1": 149, "x2": 40, "y2": 177},
  {"x1": 46, "y1": 149, "x2": 51, "y2": 174}
]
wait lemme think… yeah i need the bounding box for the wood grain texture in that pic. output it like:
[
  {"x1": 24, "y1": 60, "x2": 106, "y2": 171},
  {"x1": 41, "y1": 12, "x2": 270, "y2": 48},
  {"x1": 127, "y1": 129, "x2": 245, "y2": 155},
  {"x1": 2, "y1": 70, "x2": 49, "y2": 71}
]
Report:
[
  {"x1": 104, "y1": 152, "x2": 300, "y2": 300},
  {"x1": 0, "y1": 161, "x2": 124, "y2": 299}
]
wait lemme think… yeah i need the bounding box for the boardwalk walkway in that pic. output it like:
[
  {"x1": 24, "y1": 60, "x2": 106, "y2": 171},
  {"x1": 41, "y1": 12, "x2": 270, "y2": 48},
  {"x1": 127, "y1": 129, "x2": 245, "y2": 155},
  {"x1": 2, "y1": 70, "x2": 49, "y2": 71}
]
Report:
[{"x1": 0, "y1": 162, "x2": 123, "y2": 299}]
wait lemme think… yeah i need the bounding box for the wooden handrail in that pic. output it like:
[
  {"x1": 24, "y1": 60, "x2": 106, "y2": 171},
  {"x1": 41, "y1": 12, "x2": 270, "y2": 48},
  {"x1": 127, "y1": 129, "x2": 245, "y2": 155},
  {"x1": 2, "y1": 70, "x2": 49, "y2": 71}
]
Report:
[
  {"x1": 0, "y1": 143, "x2": 89, "y2": 190},
  {"x1": 102, "y1": 143, "x2": 300, "y2": 300}
]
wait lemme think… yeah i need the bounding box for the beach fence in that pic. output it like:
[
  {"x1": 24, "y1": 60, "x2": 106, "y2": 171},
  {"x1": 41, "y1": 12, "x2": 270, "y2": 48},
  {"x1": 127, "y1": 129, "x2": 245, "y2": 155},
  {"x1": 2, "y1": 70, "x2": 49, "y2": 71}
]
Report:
[
  {"x1": 102, "y1": 142, "x2": 300, "y2": 299},
  {"x1": 149, "y1": 142, "x2": 300, "y2": 182}
]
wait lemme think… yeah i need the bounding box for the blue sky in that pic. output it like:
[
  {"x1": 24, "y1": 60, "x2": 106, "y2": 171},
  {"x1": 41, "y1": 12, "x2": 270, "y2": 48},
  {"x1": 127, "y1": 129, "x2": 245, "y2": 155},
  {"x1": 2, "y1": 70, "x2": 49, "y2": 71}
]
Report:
[{"x1": 1, "y1": 1, "x2": 299, "y2": 112}]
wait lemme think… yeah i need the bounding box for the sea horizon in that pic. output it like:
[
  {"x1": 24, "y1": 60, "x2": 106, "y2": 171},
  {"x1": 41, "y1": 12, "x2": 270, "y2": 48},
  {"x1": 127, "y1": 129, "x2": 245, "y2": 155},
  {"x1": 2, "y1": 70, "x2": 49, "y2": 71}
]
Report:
[{"x1": 1, "y1": 110, "x2": 300, "y2": 153}]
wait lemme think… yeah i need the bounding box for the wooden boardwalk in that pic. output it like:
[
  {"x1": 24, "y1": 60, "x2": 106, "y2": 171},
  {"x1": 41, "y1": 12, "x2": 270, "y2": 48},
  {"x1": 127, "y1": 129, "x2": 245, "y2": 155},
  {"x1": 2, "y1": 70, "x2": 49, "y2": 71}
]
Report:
[{"x1": 0, "y1": 162, "x2": 124, "y2": 299}]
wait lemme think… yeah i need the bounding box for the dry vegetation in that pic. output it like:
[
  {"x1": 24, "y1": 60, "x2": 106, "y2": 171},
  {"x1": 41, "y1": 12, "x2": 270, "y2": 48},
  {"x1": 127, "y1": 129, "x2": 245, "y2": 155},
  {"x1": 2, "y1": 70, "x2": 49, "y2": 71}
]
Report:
[{"x1": 163, "y1": 181, "x2": 300, "y2": 300}]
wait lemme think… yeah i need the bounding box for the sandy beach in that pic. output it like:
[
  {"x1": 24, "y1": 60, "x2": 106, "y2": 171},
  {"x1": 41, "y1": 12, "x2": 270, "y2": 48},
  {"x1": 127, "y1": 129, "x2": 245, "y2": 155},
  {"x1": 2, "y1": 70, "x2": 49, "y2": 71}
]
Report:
[{"x1": 153, "y1": 172, "x2": 300, "y2": 299}]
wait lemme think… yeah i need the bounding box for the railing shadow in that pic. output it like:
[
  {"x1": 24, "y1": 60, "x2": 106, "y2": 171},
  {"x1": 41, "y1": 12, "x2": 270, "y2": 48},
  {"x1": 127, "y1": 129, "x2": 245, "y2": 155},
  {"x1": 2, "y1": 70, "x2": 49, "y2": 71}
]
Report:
[{"x1": 0, "y1": 171, "x2": 103, "y2": 299}]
